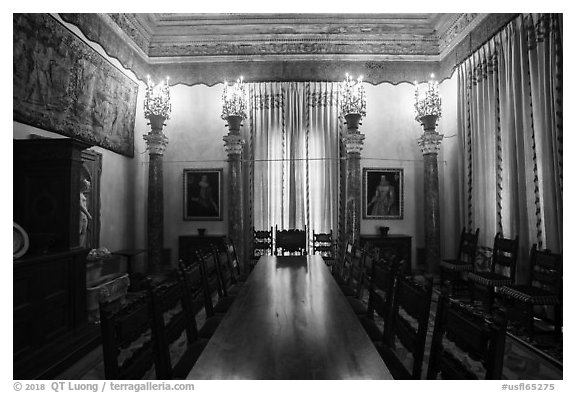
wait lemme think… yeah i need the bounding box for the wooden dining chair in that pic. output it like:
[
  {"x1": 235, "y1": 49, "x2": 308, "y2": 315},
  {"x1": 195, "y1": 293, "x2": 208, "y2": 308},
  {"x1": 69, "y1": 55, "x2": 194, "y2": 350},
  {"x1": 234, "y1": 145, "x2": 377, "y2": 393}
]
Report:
[
  {"x1": 333, "y1": 239, "x2": 354, "y2": 286},
  {"x1": 498, "y1": 244, "x2": 562, "y2": 338},
  {"x1": 440, "y1": 228, "x2": 479, "y2": 294},
  {"x1": 312, "y1": 229, "x2": 335, "y2": 269},
  {"x1": 343, "y1": 246, "x2": 370, "y2": 316},
  {"x1": 212, "y1": 244, "x2": 242, "y2": 298},
  {"x1": 179, "y1": 258, "x2": 222, "y2": 340},
  {"x1": 224, "y1": 236, "x2": 248, "y2": 282},
  {"x1": 274, "y1": 225, "x2": 307, "y2": 256},
  {"x1": 198, "y1": 249, "x2": 234, "y2": 316},
  {"x1": 99, "y1": 291, "x2": 161, "y2": 379},
  {"x1": 376, "y1": 275, "x2": 433, "y2": 380},
  {"x1": 358, "y1": 257, "x2": 401, "y2": 342},
  {"x1": 427, "y1": 292, "x2": 507, "y2": 379},
  {"x1": 340, "y1": 245, "x2": 365, "y2": 296},
  {"x1": 468, "y1": 233, "x2": 519, "y2": 311},
  {"x1": 251, "y1": 226, "x2": 273, "y2": 269},
  {"x1": 149, "y1": 277, "x2": 208, "y2": 379}
]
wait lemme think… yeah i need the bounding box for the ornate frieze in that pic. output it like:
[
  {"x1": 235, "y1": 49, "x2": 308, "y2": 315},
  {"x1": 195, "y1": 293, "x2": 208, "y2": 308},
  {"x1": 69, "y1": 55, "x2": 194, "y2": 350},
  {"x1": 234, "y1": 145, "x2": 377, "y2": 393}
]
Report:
[
  {"x1": 437, "y1": 13, "x2": 481, "y2": 54},
  {"x1": 56, "y1": 13, "x2": 519, "y2": 87},
  {"x1": 107, "y1": 13, "x2": 152, "y2": 54},
  {"x1": 148, "y1": 39, "x2": 438, "y2": 58}
]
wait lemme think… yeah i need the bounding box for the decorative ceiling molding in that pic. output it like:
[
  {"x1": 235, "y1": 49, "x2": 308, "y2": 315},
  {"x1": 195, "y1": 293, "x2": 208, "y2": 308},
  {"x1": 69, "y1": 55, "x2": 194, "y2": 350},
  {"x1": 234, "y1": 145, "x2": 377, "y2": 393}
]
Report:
[
  {"x1": 153, "y1": 60, "x2": 440, "y2": 87},
  {"x1": 148, "y1": 38, "x2": 438, "y2": 58},
  {"x1": 437, "y1": 13, "x2": 484, "y2": 55},
  {"x1": 58, "y1": 13, "x2": 152, "y2": 83},
  {"x1": 107, "y1": 13, "x2": 153, "y2": 55},
  {"x1": 438, "y1": 13, "x2": 518, "y2": 79},
  {"x1": 56, "y1": 13, "x2": 519, "y2": 86}
]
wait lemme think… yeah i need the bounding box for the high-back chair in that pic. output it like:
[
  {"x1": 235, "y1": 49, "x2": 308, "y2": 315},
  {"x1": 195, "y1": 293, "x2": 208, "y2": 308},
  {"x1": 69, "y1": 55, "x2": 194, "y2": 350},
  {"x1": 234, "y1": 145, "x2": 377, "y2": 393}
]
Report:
[
  {"x1": 377, "y1": 275, "x2": 433, "y2": 380},
  {"x1": 149, "y1": 278, "x2": 207, "y2": 379},
  {"x1": 251, "y1": 227, "x2": 273, "y2": 269},
  {"x1": 274, "y1": 225, "x2": 307, "y2": 256},
  {"x1": 498, "y1": 244, "x2": 562, "y2": 337},
  {"x1": 339, "y1": 244, "x2": 366, "y2": 297},
  {"x1": 333, "y1": 239, "x2": 354, "y2": 285},
  {"x1": 179, "y1": 258, "x2": 222, "y2": 340},
  {"x1": 212, "y1": 244, "x2": 242, "y2": 298},
  {"x1": 312, "y1": 230, "x2": 335, "y2": 268},
  {"x1": 440, "y1": 228, "x2": 479, "y2": 294},
  {"x1": 427, "y1": 292, "x2": 507, "y2": 379},
  {"x1": 468, "y1": 233, "x2": 519, "y2": 311},
  {"x1": 224, "y1": 236, "x2": 247, "y2": 282},
  {"x1": 359, "y1": 257, "x2": 403, "y2": 342},
  {"x1": 198, "y1": 249, "x2": 234, "y2": 316},
  {"x1": 99, "y1": 291, "x2": 161, "y2": 379}
]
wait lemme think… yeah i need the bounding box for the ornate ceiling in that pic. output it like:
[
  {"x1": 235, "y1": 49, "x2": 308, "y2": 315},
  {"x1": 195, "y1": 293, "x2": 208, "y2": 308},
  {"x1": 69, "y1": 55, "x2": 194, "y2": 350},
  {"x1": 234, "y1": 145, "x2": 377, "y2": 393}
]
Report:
[
  {"x1": 58, "y1": 13, "x2": 518, "y2": 85},
  {"x1": 107, "y1": 13, "x2": 482, "y2": 61}
]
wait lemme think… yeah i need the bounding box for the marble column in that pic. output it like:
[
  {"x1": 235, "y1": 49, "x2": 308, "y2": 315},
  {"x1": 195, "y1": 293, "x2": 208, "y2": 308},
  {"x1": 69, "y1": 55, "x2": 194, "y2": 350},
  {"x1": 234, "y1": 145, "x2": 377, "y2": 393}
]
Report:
[
  {"x1": 223, "y1": 116, "x2": 246, "y2": 273},
  {"x1": 143, "y1": 115, "x2": 169, "y2": 273},
  {"x1": 342, "y1": 113, "x2": 365, "y2": 245},
  {"x1": 417, "y1": 115, "x2": 444, "y2": 275}
]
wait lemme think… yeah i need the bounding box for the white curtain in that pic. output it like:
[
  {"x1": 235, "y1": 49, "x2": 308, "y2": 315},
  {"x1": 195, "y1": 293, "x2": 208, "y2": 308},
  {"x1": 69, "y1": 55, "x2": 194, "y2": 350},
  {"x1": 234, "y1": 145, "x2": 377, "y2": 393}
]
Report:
[
  {"x1": 242, "y1": 82, "x2": 341, "y2": 246},
  {"x1": 457, "y1": 14, "x2": 562, "y2": 283}
]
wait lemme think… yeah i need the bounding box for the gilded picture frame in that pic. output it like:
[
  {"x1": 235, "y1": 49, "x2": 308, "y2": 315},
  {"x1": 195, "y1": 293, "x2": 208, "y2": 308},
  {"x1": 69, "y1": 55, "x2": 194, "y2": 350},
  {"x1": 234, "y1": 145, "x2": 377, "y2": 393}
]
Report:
[
  {"x1": 363, "y1": 168, "x2": 404, "y2": 220},
  {"x1": 183, "y1": 169, "x2": 223, "y2": 221}
]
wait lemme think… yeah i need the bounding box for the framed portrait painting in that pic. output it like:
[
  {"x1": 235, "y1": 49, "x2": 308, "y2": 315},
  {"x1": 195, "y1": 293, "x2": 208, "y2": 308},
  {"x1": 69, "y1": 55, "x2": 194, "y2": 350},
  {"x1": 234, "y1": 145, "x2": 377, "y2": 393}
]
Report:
[
  {"x1": 183, "y1": 169, "x2": 223, "y2": 221},
  {"x1": 363, "y1": 168, "x2": 404, "y2": 219}
]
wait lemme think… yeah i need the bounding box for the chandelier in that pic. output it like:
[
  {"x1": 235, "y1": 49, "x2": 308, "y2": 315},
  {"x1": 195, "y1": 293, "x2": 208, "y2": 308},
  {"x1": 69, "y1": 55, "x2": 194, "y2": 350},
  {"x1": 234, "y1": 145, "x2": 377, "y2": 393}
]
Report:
[
  {"x1": 221, "y1": 77, "x2": 247, "y2": 120},
  {"x1": 144, "y1": 75, "x2": 171, "y2": 119},
  {"x1": 340, "y1": 73, "x2": 366, "y2": 117},
  {"x1": 414, "y1": 79, "x2": 442, "y2": 121}
]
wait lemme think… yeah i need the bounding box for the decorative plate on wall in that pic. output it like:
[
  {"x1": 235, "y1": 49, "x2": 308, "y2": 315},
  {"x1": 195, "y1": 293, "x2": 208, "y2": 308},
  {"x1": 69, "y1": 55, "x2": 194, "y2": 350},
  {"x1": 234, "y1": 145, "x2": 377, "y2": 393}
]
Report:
[{"x1": 13, "y1": 222, "x2": 29, "y2": 260}]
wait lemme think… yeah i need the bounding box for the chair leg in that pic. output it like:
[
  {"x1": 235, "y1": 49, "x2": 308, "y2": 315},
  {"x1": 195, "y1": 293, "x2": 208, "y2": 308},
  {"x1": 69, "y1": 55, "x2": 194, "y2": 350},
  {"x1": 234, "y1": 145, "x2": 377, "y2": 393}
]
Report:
[
  {"x1": 468, "y1": 281, "x2": 476, "y2": 304},
  {"x1": 487, "y1": 287, "x2": 494, "y2": 312},
  {"x1": 439, "y1": 267, "x2": 445, "y2": 288},
  {"x1": 526, "y1": 305, "x2": 535, "y2": 338},
  {"x1": 554, "y1": 304, "x2": 562, "y2": 339}
]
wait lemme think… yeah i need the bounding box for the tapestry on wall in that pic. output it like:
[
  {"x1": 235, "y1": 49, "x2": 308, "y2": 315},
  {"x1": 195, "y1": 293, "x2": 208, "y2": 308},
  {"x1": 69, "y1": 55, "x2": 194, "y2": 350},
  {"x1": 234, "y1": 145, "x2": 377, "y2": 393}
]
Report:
[{"x1": 13, "y1": 13, "x2": 137, "y2": 157}]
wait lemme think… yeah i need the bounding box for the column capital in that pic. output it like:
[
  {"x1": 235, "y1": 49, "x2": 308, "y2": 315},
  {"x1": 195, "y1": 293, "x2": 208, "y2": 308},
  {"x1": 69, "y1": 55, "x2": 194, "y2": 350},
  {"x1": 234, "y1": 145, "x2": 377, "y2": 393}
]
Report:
[
  {"x1": 143, "y1": 131, "x2": 169, "y2": 155},
  {"x1": 417, "y1": 131, "x2": 444, "y2": 155},
  {"x1": 223, "y1": 133, "x2": 245, "y2": 155},
  {"x1": 342, "y1": 132, "x2": 366, "y2": 154}
]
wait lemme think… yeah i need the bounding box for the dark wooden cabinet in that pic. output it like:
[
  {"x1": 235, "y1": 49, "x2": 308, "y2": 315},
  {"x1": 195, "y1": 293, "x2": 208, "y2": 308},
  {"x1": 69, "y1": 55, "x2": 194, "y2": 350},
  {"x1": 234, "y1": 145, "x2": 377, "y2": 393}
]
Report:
[
  {"x1": 13, "y1": 138, "x2": 98, "y2": 379},
  {"x1": 359, "y1": 234, "x2": 412, "y2": 273},
  {"x1": 14, "y1": 138, "x2": 92, "y2": 254},
  {"x1": 13, "y1": 249, "x2": 99, "y2": 379}
]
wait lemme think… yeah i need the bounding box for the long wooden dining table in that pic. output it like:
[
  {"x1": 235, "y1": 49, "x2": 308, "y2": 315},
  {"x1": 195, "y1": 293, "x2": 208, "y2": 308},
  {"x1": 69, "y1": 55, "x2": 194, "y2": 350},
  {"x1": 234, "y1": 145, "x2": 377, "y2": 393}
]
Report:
[{"x1": 187, "y1": 254, "x2": 393, "y2": 380}]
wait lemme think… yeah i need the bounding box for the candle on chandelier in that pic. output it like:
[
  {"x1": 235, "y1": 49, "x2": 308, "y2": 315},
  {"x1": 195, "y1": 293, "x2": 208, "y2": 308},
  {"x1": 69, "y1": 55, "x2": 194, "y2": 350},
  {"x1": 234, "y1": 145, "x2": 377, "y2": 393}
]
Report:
[
  {"x1": 221, "y1": 76, "x2": 247, "y2": 120},
  {"x1": 144, "y1": 75, "x2": 171, "y2": 119},
  {"x1": 414, "y1": 78, "x2": 442, "y2": 121},
  {"x1": 340, "y1": 73, "x2": 367, "y2": 117}
]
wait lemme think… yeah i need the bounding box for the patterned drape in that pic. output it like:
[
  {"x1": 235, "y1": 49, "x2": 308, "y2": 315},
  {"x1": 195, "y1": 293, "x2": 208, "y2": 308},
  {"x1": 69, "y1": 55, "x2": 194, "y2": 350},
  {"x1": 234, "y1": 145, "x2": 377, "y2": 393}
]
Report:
[
  {"x1": 241, "y1": 82, "x2": 342, "y2": 248},
  {"x1": 457, "y1": 13, "x2": 562, "y2": 283}
]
